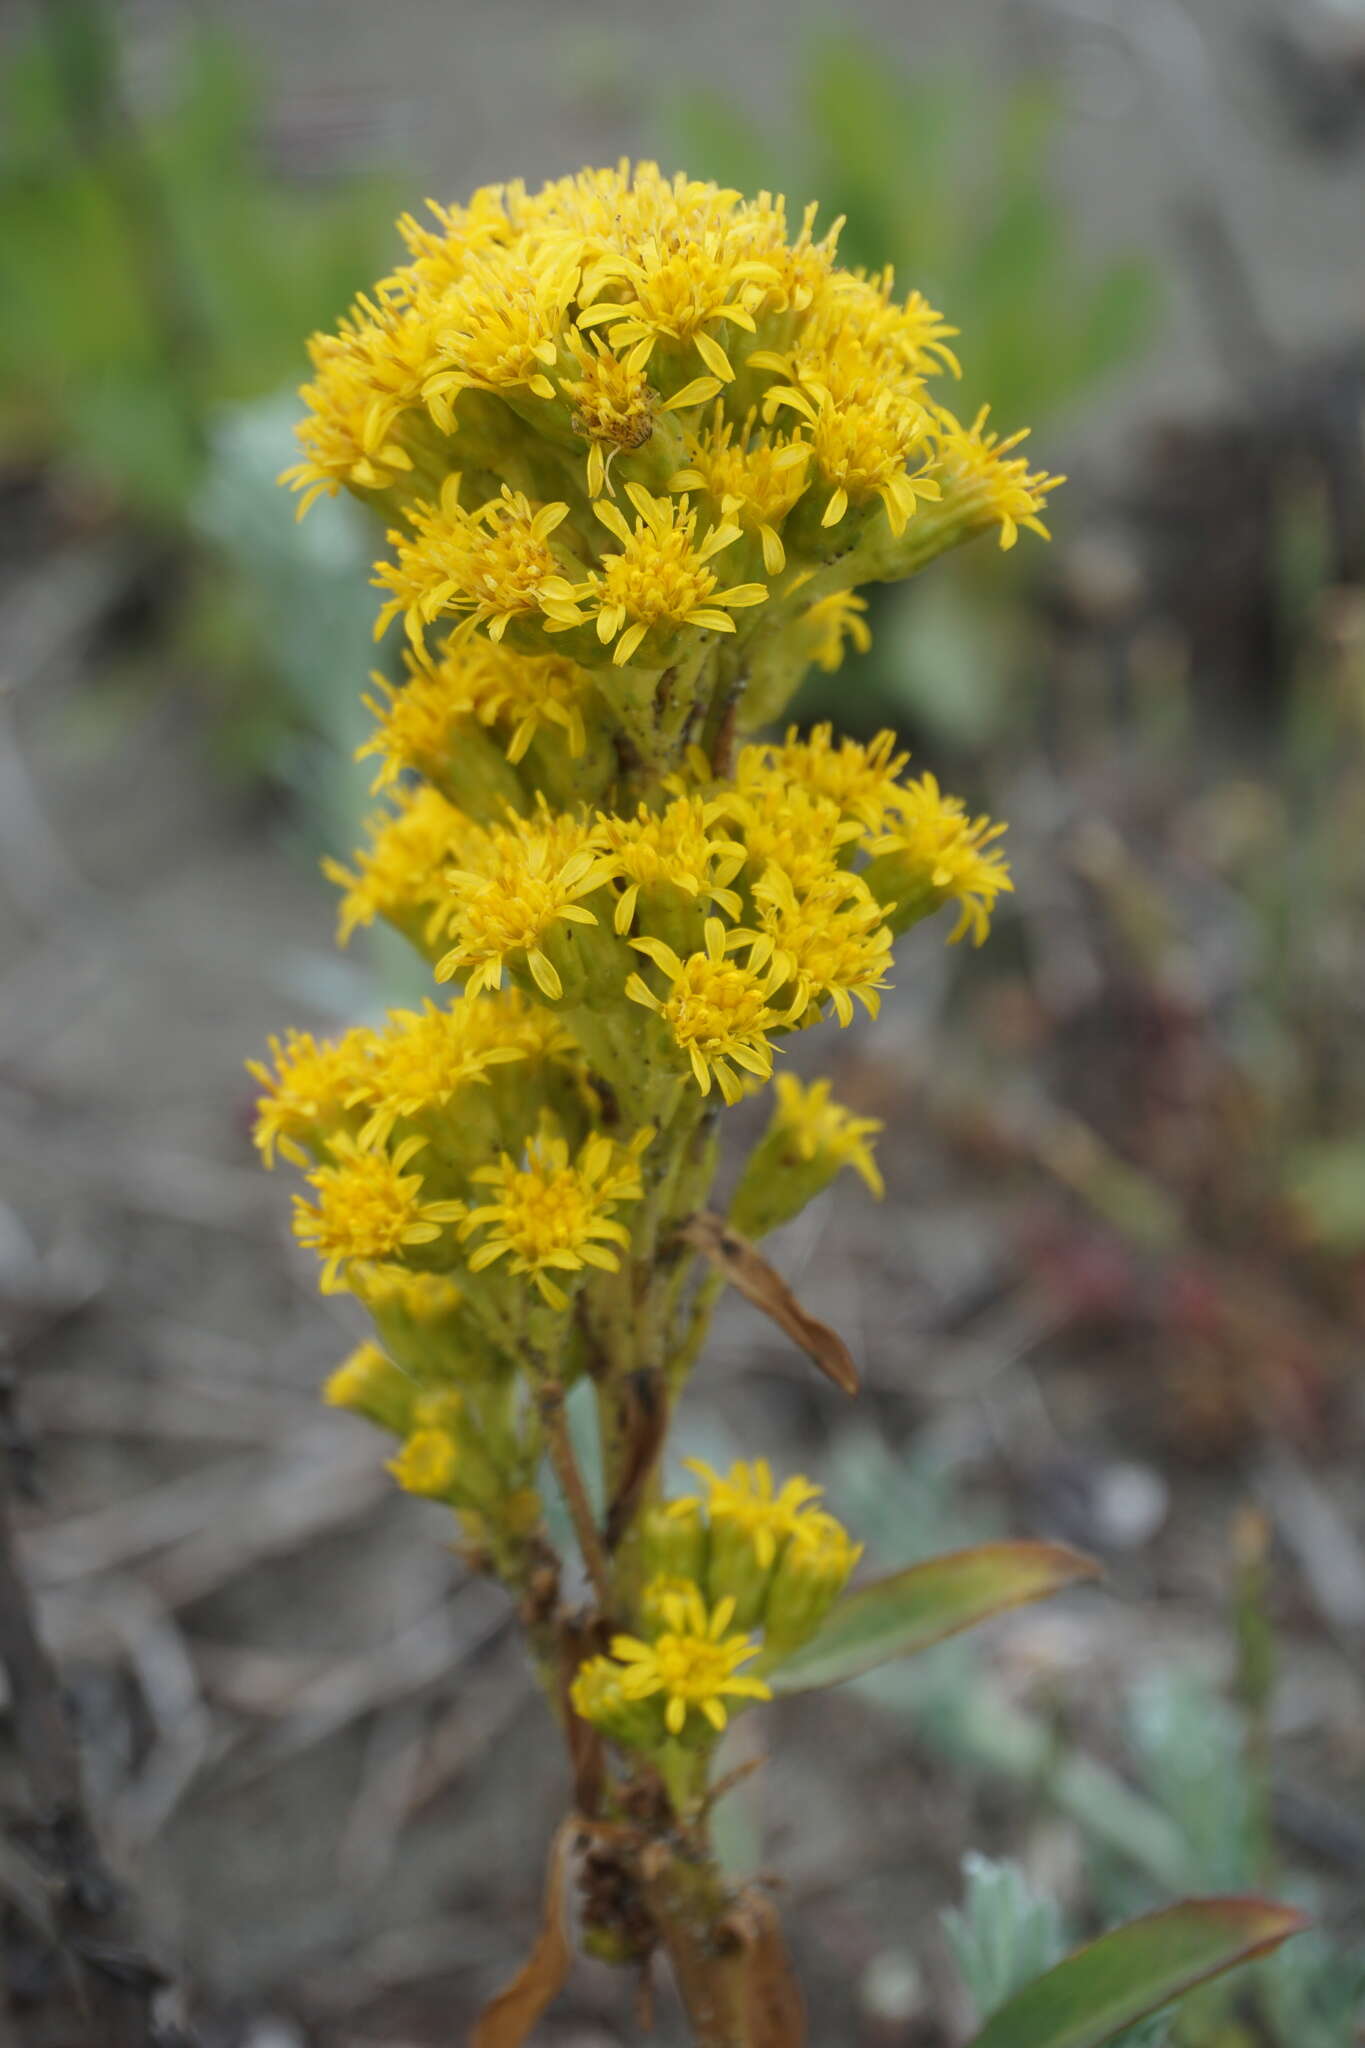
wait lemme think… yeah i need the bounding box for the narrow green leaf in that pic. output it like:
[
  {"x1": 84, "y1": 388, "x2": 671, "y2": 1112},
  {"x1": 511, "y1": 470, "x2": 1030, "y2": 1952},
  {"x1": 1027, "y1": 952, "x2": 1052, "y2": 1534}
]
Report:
[
  {"x1": 968, "y1": 1897, "x2": 1308, "y2": 2048},
  {"x1": 768, "y1": 1542, "x2": 1099, "y2": 1695}
]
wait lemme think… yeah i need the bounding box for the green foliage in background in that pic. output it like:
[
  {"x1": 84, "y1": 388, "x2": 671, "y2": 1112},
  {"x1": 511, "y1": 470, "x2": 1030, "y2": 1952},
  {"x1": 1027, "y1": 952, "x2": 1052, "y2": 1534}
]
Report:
[
  {"x1": 0, "y1": 2, "x2": 394, "y2": 518},
  {"x1": 673, "y1": 34, "x2": 1156, "y2": 430},
  {"x1": 672, "y1": 34, "x2": 1160, "y2": 747}
]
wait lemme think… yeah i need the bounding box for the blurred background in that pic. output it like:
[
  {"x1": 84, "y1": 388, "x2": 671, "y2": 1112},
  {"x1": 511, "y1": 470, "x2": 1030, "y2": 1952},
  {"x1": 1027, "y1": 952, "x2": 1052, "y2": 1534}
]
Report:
[{"x1": 0, "y1": 0, "x2": 1363, "y2": 2042}]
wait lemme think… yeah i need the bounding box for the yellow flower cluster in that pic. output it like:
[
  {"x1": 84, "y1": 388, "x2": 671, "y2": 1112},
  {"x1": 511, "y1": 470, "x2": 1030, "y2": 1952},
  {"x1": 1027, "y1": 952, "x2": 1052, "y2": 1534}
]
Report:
[
  {"x1": 254, "y1": 166, "x2": 1056, "y2": 1715},
  {"x1": 570, "y1": 1457, "x2": 862, "y2": 1750}
]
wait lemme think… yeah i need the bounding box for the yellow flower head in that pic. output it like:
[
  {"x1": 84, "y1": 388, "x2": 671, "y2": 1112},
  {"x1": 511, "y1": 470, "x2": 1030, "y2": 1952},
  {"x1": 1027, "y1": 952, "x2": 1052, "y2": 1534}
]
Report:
[
  {"x1": 374, "y1": 479, "x2": 585, "y2": 647},
  {"x1": 292, "y1": 1133, "x2": 465, "y2": 1293},
  {"x1": 461, "y1": 1125, "x2": 650, "y2": 1310},
  {"x1": 577, "y1": 211, "x2": 782, "y2": 385},
  {"x1": 798, "y1": 590, "x2": 872, "y2": 674},
  {"x1": 435, "y1": 809, "x2": 611, "y2": 1000},
  {"x1": 362, "y1": 638, "x2": 591, "y2": 786},
  {"x1": 681, "y1": 1458, "x2": 824, "y2": 1571},
  {"x1": 749, "y1": 723, "x2": 910, "y2": 836},
  {"x1": 868, "y1": 772, "x2": 1012, "y2": 945},
  {"x1": 933, "y1": 405, "x2": 1063, "y2": 550},
  {"x1": 560, "y1": 330, "x2": 659, "y2": 497},
  {"x1": 347, "y1": 997, "x2": 527, "y2": 1148},
  {"x1": 323, "y1": 1341, "x2": 416, "y2": 1435},
  {"x1": 424, "y1": 243, "x2": 580, "y2": 423},
  {"x1": 627, "y1": 916, "x2": 792, "y2": 1103},
  {"x1": 670, "y1": 406, "x2": 812, "y2": 575},
  {"x1": 720, "y1": 779, "x2": 860, "y2": 896},
  {"x1": 751, "y1": 866, "x2": 895, "y2": 1026},
  {"x1": 587, "y1": 485, "x2": 768, "y2": 667},
  {"x1": 388, "y1": 186, "x2": 517, "y2": 298},
  {"x1": 388, "y1": 1424, "x2": 461, "y2": 1500},
  {"x1": 247, "y1": 1027, "x2": 372, "y2": 1167},
  {"x1": 770, "y1": 1074, "x2": 884, "y2": 1198},
  {"x1": 279, "y1": 292, "x2": 431, "y2": 514},
  {"x1": 801, "y1": 384, "x2": 939, "y2": 536},
  {"x1": 353, "y1": 1263, "x2": 467, "y2": 1325},
  {"x1": 598, "y1": 794, "x2": 746, "y2": 935},
  {"x1": 323, "y1": 785, "x2": 475, "y2": 945},
  {"x1": 604, "y1": 1581, "x2": 772, "y2": 1737}
]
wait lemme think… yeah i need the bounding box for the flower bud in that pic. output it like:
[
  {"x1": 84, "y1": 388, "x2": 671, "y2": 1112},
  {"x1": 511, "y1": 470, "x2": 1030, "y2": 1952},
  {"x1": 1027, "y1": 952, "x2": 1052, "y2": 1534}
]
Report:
[
  {"x1": 640, "y1": 1498, "x2": 708, "y2": 1587},
  {"x1": 763, "y1": 1512, "x2": 863, "y2": 1656},
  {"x1": 729, "y1": 1075, "x2": 883, "y2": 1238},
  {"x1": 323, "y1": 1342, "x2": 415, "y2": 1435}
]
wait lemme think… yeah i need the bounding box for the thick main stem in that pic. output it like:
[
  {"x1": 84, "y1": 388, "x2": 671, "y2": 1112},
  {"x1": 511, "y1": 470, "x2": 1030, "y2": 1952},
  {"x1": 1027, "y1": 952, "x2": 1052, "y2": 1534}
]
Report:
[{"x1": 642, "y1": 1843, "x2": 804, "y2": 2048}]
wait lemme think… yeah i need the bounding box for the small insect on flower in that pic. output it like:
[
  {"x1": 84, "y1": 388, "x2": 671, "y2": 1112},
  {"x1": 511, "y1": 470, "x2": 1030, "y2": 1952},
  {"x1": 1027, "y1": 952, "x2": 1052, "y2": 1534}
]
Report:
[
  {"x1": 626, "y1": 916, "x2": 793, "y2": 1103},
  {"x1": 292, "y1": 1134, "x2": 466, "y2": 1293},
  {"x1": 560, "y1": 329, "x2": 661, "y2": 498},
  {"x1": 461, "y1": 1125, "x2": 651, "y2": 1311},
  {"x1": 598, "y1": 1582, "x2": 772, "y2": 1737}
]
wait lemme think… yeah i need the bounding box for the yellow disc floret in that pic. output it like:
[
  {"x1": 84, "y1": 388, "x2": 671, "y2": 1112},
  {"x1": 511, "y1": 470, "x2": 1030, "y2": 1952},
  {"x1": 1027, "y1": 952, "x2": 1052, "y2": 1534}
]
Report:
[
  {"x1": 769, "y1": 1074, "x2": 884, "y2": 1198},
  {"x1": 586, "y1": 485, "x2": 768, "y2": 667},
  {"x1": 461, "y1": 1125, "x2": 650, "y2": 1310},
  {"x1": 627, "y1": 916, "x2": 792, "y2": 1102},
  {"x1": 436, "y1": 810, "x2": 611, "y2": 1000},
  {"x1": 291, "y1": 1133, "x2": 465, "y2": 1293},
  {"x1": 348, "y1": 997, "x2": 527, "y2": 1148},
  {"x1": 374, "y1": 479, "x2": 586, "y2": 647},
  {"x1": 670, "y1": 406, "x2": 812, "y2": 575},
  {"x1": 247, "y1": 1027, "x2": 373, "y2": 1167},
  {"x1": 595, "y1": 1582, "x2": 772, "y2": 1737}
]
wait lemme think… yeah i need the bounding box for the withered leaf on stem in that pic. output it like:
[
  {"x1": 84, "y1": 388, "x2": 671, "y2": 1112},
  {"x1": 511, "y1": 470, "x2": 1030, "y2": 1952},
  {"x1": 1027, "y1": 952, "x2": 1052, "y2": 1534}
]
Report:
[
  {"x1": 679, "y1": 1214, "x2": 859, "y2": 1395},
  {"x1": 471, "y1": 1818, "x2": 576, "y2": 2048}
]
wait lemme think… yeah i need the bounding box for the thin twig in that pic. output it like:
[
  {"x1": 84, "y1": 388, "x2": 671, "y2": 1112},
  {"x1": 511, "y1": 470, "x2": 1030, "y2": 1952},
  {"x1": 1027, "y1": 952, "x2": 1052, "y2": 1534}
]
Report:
[{"x1": 538, "y1": 1383, "x2": 613, "y2": 1609}]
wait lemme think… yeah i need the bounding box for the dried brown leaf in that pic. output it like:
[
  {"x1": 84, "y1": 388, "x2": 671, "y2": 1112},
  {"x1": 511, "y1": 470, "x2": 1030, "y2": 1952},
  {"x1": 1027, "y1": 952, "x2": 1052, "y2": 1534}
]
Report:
[
  {"x1": 680, "y1": 1213, "x2": 859, "y2": 1394},
  {"x1": 471, "y1": 1819, "x2": 575, "y2": 2047}
]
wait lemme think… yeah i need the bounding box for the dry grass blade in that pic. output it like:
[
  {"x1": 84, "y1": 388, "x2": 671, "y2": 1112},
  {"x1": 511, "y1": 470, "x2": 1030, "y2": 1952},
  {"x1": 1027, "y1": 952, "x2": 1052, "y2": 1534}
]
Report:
[
  {"x1": 679, "y1": 1213, "x2": 859, "y2": 1394},
  {"x1": 471, "y1": 1817, "x2": 577, "y2": 2047}
]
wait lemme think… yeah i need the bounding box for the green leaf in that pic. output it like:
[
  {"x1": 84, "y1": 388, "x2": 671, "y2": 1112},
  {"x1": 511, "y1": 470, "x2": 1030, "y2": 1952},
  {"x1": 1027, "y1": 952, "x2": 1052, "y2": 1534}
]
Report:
[
  {"x1": 967, "y1": 1897, "x2": 1307, "y2": 2048},
  {"x1": 768, "y1": 1542, "x2": 1099, "y2": 1695}
]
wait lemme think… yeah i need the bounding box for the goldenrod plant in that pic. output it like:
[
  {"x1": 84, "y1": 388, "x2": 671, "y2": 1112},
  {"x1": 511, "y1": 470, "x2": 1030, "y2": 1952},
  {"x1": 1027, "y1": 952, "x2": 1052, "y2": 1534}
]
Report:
[{"x1": 252, "y1": 165, "x2": 1300, "y2": 2046}]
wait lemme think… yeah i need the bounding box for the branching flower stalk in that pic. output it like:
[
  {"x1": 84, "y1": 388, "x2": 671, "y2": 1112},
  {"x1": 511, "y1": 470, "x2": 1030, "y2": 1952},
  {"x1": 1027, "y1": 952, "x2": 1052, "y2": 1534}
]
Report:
[{"x1": 254, "y1": 163, "x2": 1060, "y2": 2046}]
